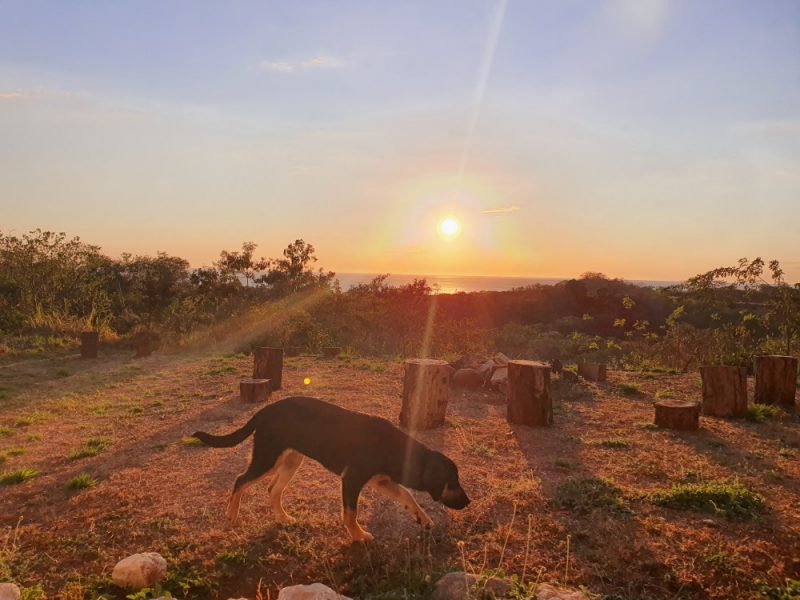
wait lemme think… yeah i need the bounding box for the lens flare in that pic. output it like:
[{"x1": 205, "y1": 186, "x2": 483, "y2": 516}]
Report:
[{"x1": 303, "y1": 377, "x2": 311, "y2": 385}]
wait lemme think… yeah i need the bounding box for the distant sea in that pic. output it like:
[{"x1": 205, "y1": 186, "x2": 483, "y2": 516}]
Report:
[{"x1": 334, "y1": 273, "x2": 679, "y2": 294}]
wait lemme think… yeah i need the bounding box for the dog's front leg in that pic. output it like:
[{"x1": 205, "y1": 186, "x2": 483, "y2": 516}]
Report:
[{"x1": 341, "y1": 472, "x2": 373, "y2": 542}]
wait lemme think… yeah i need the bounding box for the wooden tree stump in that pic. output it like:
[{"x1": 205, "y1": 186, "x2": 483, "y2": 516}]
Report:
[
  {"x1": 253, "y1": 347, "x2": 283, "y2": 390},
  {"x1": 322, "y1": 346, "x2": 342, "y2": 358},
  {"x1": 240, "y1": 378, "x2": 271, "y2": 403},
  {"x1": 654, "y1": 400, "x2": 700, "y2": 430},
  {"x1": 700, "y1": 366, "x2": 747, "y2": 417},
  {"x1": 754, "y1": 355, "x2": 798, "y2": 406},
  {"x1": 578, "y1": 362, "x2": 607, "y2": 382},
  {"x1": 80, "y1": 331, "x2": 99, "y2": 359},
  {"x1": 399, "y1": 359, "x2": 451, "y2": 430},
  {"x1": 507, "y1": 360, "x2": 553, "y2": 426},
  {"x1": 134, "y1": 332, "x2": 153, "y2": 358}
]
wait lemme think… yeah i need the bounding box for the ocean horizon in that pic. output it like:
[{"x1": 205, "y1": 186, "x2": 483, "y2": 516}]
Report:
[{"x1": 334, "y1": 272, "x2": 680, "y2": 294}]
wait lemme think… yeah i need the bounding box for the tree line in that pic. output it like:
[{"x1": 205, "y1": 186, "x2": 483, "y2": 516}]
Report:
[{"x1": 1, "y1": 229, "x2": 798, "y2": 369}]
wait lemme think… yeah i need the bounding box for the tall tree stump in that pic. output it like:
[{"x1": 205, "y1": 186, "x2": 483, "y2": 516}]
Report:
[
  {"x1": 700, "y1": 366, "x2": 747, "y2": 417},
  {"x1": 240, "y1": 378, "x2": 271, "y2": 403},
  {"x1": 253, "y1": 347, "x2": 283, "y2": 390},
  {"x1": 507, "y1": 360, "x2": 553, "y2": 426},
  {"x1": 578, "y1": 362, "x2": 607, "y2": 382},
  {"x1": 80, "y1": 331, "x2": 99, "y2": 359},
  {"x1": 754, "y1": 355, "x2": 798, "y2": 406},
  {"x1": 134, "y1": 332, "x2": 153, "y2": 358},
  {"x1": 400, "y1": 359, "x2": 451, "y2": 430},
  {"x1": 654, "y1": 400, "x2": 700, "y2": 430}
]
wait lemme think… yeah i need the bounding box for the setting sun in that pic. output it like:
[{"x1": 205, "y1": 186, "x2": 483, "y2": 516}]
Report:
[{"x1": 438, "y1": 216, "x2": 461, "y2": 240}]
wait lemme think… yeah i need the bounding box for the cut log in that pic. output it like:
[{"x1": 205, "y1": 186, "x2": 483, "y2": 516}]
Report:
[
  {"x1": 578, "y1": 362, "x2": 607, "y2": 382},
  {"x1": 399, "y1": 359, "x2": 452, "y2": 430},
  {"x1": 322, "y1": 346, "x2": 342, "y2": 358},
  {"x1": 754, "y1": 355, "x2": 798, "y2": 406},
  {"x1": 240, "y1": 378, "x2": 271, "y2": 403},
  {"x1": 134, "y1": 332, "x2": 153, "y2": 358},
  {"x1": 507, "y1": 360, "x2": 552, "y2": 426},
  {"x1": 80, "y1": 331, "x2": 99, "y2": 359},
  {"x1": 700, "y1": 366, "x2": 747, "y2": 417},
  {"x1": 253, "y1": 347, "x2": 283, "y2": 390},
  {"x1": 654, "y1": 400, "x2": 700, "y2": 430}
]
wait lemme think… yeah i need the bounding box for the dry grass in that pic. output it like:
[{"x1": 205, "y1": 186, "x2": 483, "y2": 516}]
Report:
[{"x1": 0, "y1": 350, "x2": 797, "y2": 599}]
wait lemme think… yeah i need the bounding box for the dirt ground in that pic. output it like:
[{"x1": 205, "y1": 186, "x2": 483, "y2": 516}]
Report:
[{"x1": 0, "y1": 349, "x2": 798, "y2": 599}]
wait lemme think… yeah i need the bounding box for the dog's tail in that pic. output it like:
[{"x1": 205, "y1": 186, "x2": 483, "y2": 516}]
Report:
[{"x1": 192, "y1": 416, "x2": 257, "y2": 448}]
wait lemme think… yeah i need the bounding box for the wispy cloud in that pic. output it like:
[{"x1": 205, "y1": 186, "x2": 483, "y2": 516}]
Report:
[
  {"x1": 260, "y1": 55, "x2": 345, "y2": 74},
  {"x1": 0, "y1": 90, "x2": 33, "y2": 102},
  {"x1": 481, "y1": 205, "x2": 521, "y2": 216}
]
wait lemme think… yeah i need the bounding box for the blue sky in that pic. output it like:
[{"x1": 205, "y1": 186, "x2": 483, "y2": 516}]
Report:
[{"x1": 1, "y1": 1, "x2": 798, "y2": 280}]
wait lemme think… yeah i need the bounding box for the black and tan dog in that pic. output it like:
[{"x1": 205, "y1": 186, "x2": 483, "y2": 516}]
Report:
[{"x1": 193, "y1": 396, "x2": 470, "y2": 541}]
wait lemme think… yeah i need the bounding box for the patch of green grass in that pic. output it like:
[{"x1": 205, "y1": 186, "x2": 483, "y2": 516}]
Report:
[
  {"x1": 0, "y1": 448, "x2": 25, "y2": 464},
  {"x1": 205, "y1": 364, "x2": 237, "y2": 376},
  {"x1": 758, "y1": 579, "x2": 800, "y2": 600},
  {"x1": 778, "y1": 448, "x2": 795, "y2": 459},
  {"x1": 54, "y1": 368, "x2": 71, "y2": 378},
  {"x1": 746, "y1": 404, "x2": 784, "y2": 423},
  {"x1": 181, "y1": 436, "x2": 204, "y2": 447},
  {"x1": 68, "y1": 437, "x2": 112, "y2": 460},
  {"x1": 0, "y1": 427, "x2": 14, "y2": 438},
  {"x1": 26, "y1": 433, "x2": 41, "y2": 442},
  {"x1": 14, "y1": 418, "x2": 33, "y2": 427},
  {"x1": 127, "y1": 405, "x2": 145, "y2": 415},
  {"x1": 654, "y1": 389, "x2": 674, "y2": 400},
  {"x1": 555, "y1": 477, "x2": 628, "y2": 514},
  {"x1": 619, "y1": 383, "x2": 641, "y2": 396},
  {"x1": 0, "y1": 467, "x2": 38, "y2": 485},
  {"x1": 648, "y1": 481, "x2": 764, "y2": 520},
  {"x1": 68, "y1": 473, "x2": 97, "y2": 490}
]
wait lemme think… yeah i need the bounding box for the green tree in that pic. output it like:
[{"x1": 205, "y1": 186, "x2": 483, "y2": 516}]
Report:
[
  {"x1": 263, "y1": 239, "x2": 335, "y2": 296},
  {"x1": 216, "y1": 241, "x2": 269, "y2": 287}
]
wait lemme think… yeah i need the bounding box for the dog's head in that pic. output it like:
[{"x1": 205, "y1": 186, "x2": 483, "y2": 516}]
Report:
[{"x1": 422, "y1": 451, "x2": 470, "y2": 509}]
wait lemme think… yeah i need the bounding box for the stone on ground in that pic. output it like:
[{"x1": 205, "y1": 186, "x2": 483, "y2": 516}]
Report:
[
  {"x1": 0, "y1": 583, "x2": 21, "y2": 600},
  {"x1": 111, "y1": 552, "x2": 167, "y2": 590},
  {"x1": 277, "y1": 583, "x2": 352, "y2": 600}
]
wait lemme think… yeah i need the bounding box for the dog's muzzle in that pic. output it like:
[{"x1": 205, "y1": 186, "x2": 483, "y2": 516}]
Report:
[{"x1": 441, "y1": 485, "x2": 470, "y2": 509}]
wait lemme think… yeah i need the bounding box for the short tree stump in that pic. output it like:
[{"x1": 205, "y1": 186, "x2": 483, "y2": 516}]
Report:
[
  {"x1": 240, "y1": 378, "x2": 271, "y2": 403},
  {"x1": 399, "y1": 358, "x2": 451, "y2": 430},
  {"x1": 754, "y1": 355, "x2": 798, "y2": 406},
  {"x1": 253, "y1": 347, "x2": 283, "y2": 390},
  {"x1": 322, "y1": 346, "x2": 342, "y2": 358},
  {"x1": 80, "y1": 331, "x2": 99, "y2": 359},
  {"x1": 577, "y1": 362, "x2": 607, "y2": 382},
  {"x1": 654, "y1": 399, "x2": 700, "y2": 430},
  {"x1": 507, "y1": 360, "x2": 552, "y2": 426}
]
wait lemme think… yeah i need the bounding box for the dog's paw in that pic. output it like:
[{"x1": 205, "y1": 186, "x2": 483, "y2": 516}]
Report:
[
  {"x1": 416, "y1": 514, "x2": 434, "y2": 529},
  {"x1": 275, "y1": 513, "x2": 296, "y2": 525},
  {"x1": 350, "y1": 530, "x2": 375, "y2": 543}
]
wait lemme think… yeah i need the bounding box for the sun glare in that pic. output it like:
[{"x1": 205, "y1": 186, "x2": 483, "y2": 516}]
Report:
[{"x1": 438, "y1": 216, "x2": 461, "y2": 240}]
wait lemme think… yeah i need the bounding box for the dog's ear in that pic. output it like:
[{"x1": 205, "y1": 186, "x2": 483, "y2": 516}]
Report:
[{"x1": 421, "y1": 454, "x2": 447, "y2": 501}]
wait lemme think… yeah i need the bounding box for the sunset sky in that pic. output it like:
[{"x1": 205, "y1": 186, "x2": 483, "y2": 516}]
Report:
[{"x1": 1, "y1": 1, "x2": 798, "y2": 281}]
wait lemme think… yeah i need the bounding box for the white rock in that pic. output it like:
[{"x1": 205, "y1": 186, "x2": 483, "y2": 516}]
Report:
[
  {"x1": 277, "y1": 583, "x2": 351, "y2": 600},
  {"x1": 0, "y1": 583, "x2": 21, "y2": 600},
  {"x1": 111, "y1": 552, "x2": 167, "y2": 590}
]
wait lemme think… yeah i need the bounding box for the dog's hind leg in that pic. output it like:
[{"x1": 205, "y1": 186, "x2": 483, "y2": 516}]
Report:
[
  {"x1": 369, "y1": 476, "x2": 433, "y2": 528},
  {"x1": 341, "y1": 471, "x2": 373, "y2": 542},
  {"x1": 226, "y1": 447, "x2": 285, "y2": 524},
  {"x1": 266, "y1": 450, "x2": 304, "y2": 524}
]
